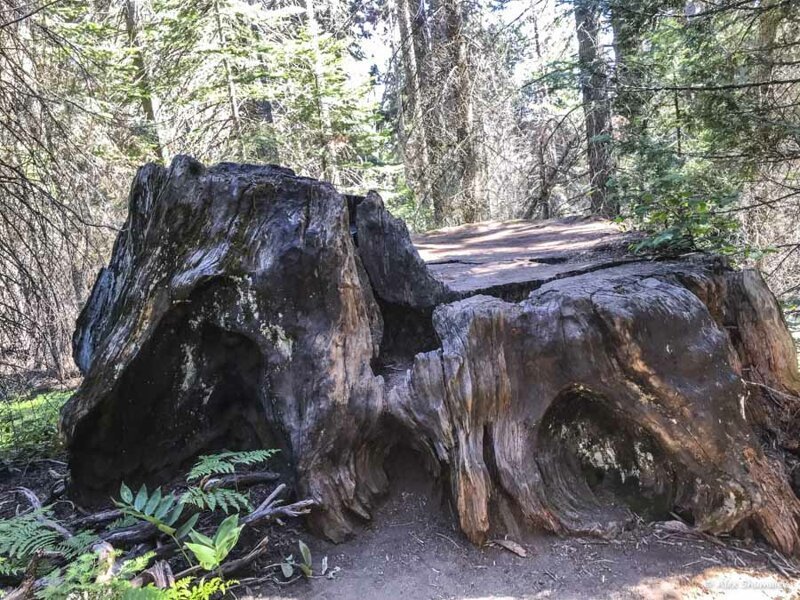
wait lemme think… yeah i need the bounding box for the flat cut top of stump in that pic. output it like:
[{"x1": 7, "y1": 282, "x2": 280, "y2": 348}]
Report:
[{"x1": 413, "y1": 217, "x2": 639, "y2": 295}]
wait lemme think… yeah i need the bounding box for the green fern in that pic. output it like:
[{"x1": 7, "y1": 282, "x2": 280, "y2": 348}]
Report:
[
  {"x1": 105, "y1": 514, "x2": 139, "y2": 531},
  {"x1": 180, "y1": 487, "x2": 251, "y2": 514},
  {"x1": 0, "y1": 556, "x2": 20, "y2": 576},
  {"x1": 54, "y1": 530, "x2": 98, "y2": 559},
  {"x1": 186, "y1": 450, "x2": 278, "y2": 481},
  {"x1": 35, "y1": 550, "x2": 156, "y2": 600},
  {"x1": 36, "y1": 552, "x2": 98, "y2": 600},
  {"x1": 164, "y1": 576, "x2": 237, "y2": 600},
  {"x1": 0, "y1": 512, "x2": 58, "y2": 563},
  {"x1": 0, "y1": 510, "x2": 96, "y2": 576}
]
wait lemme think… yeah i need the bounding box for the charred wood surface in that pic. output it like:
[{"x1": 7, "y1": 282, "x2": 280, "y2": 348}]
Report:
[{"x1": 63, "y1": 157, "x2": 800, "y2": 555}]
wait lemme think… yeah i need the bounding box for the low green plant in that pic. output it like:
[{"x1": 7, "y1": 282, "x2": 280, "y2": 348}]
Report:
[
  {"x1": 37, "y1": 550, "x2": 154, "y2": 600},
  {"x1": 0, "y1": 448, "x2": 295, "y2": 598},
  {"x1": 184, "y1": 514, "x2": 243, "y2": 572},
  {"x1": 181, "y1": 450, "x2": 278, "y2": 514},
  {"x1": 280, "y1": 540, "x2": 314, "y2": 579},
  {"x1": 179, "y1": 486, "x2": 250, "y2": 514},
  {"x1": 0, "y1": 509, "x2": 96, "y2": 576},
  {"x1": 160, "y1": 576, "x2": 237, "y2": 600},
  {"x1": 0, "y1": 391, "x2": 71, "y2": 459},
  {"x1": 615, "y1": 136, "x2": 741, "y2": 257},
  {"x1": 185, "y1": 450, "x2": 278, "y2": 481},
  {"x1": 114, "y1": 483, "x2": 198, "y2": 539},
  {"x1": 105, "y1": 514, "x2": 140, "y2": 531},
  {"x1": 37, "y1": 554, "x2": 233, "y2": 600}
]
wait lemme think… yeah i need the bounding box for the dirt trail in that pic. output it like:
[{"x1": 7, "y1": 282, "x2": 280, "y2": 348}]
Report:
[{"x1": 246, "y1": 451, "x2": 799, "y2": 600}]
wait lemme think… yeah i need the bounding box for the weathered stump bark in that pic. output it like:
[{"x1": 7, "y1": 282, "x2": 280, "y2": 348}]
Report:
[{"x1": 63, "y1": 157, "x2": 800, "y2": 556}]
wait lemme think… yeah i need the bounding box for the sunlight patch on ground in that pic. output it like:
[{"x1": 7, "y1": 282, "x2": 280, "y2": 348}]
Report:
[{"x1": 625, "y1": 567, "x2": 797, "y2": 599}]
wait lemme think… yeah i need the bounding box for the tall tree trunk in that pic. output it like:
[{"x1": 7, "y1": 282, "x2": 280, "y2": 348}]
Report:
[
  {"x1": 528, "y1": 15, "x2": 551, "y2": 220},
  {"x1": 124, "y1": 0, "x2": 165, "y2": 164},
  {"x1": 574, "y1": 0, "x2": 615, "y2": 217},
  {"x1": 306, "y1": 0, "x2": 337, "y2": 184},
  {"x1": 213, "y1": 0, "x2": 246, "y2": 160},
  {"x1": 753, "y1": 0, "x2": 786, "y2": 152},
  {"x1": 409, "y1": 0, "x2": 452, "y2": 224},
  {"x1": 444, "y1": 0, "x2": 481, "y2": 223},
  {"x1": 396, "y1": 0, "x2": 433, "y2": 208}
]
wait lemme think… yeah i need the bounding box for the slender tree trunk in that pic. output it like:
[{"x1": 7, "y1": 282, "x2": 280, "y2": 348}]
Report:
[
  {"x1": 529, "y1": 15, "x2": 551, "y2": 220},
  {"x1": 213, "y1": 0, "x2": 246, "y2": 160},
  {"x1": 396, "y1": 0, "x2": 433, "y2": 207},
  {"x1": 124, "y1": 0, "x2": 165, "y2": 164},
  {"x1": 306, "y1": 0, "x2": 337, "y2": 184},
  {"x1": 537, "y1": 130, "x2": 550, "y2": 219},
  {"x1": 396, "y1": 0, "x2": 418, "y2": 119},
  {"x1": 574, "y1": 0, "x2": 616, "y2": 217},
  {"x1": 753, "y1": 0, "x2": 785, "y2": 152},
  {"x1": 608, "y1": 3, "x2": 649, "y2": 135}
]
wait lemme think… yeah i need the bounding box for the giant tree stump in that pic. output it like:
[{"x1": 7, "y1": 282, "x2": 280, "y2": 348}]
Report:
[{"x1": 63, "y1": 157, "x2": 800, "y2": 556}]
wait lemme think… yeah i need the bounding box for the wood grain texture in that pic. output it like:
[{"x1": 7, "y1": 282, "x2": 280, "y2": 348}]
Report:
[{"x1": 63, "y1": 157, "x2": 800, "y2": 555}]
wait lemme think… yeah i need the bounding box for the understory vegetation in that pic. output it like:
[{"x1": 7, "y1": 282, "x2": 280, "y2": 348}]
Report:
[
  {"x1": 0, "y1": 450, "x2": 325, "y2": 598},
  {"x1": 0, "y1": 392, "x2": 71, "y2": 461}
]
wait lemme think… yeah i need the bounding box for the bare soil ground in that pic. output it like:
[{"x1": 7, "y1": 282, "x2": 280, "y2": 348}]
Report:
[
  {"x1": 1, "y1": 449, "x2": 797, "y2": 599},
  {"x1": 245, "y1": 451, "x2": 800, "y2": 600}
]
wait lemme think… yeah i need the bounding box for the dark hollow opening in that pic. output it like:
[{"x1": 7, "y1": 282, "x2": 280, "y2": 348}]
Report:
[
  {"x1": 377, "y1": 441, "x2": 452, "y2": 528},
  {"x1": 536, "y1": 388, "x2": 678, "y2": 526},
  {"x1": 70, "y1": 305, "x2": 285, "y2": 497},
  {"x1": 375, "y1": 300, "x2": 440, "y2": 373}
]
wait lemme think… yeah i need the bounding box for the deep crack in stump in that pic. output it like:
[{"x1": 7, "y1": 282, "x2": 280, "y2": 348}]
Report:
[{"x1": 63, "y1": 157, "x2": 800, "y2": 556}]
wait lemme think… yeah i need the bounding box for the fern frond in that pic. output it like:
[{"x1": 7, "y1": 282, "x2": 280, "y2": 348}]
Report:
[
  {"x1": 186, "y1": 450, "x2": 278, "y2": 481},
  {"x1": 0, "y1": 556, "x2": 22, "y2": 576},
  {"x1": 105, "y1": 515, "x2": 138, "y2": 531},
  {"x1": 180, "y1": 487, "x2": 251, "y2": 514},
  {"x1": 12, "y1": 529, "x2": 60, "y2": 559},
  {"x1": 55, "y1": 531, "x2": 98, "y2": 560},
  {"x1": 116, "y1": 550, "x2": 155, "y2": 579},
  {"x1": 0, "y1": 510, "x2": 96, "y2": 566},
  {"x1": 0, "y1": 511, "x2": 68, "y2": 561}
]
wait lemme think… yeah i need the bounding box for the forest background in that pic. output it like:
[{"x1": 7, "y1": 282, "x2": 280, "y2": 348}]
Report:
[{"x1": 2, "y1": 0, "x2": 799, "y2": 390}]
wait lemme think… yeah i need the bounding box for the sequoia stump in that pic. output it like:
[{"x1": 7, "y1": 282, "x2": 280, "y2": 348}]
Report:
[{"x1": 63, "y1": 157, "x2": 800, "y2": 556}]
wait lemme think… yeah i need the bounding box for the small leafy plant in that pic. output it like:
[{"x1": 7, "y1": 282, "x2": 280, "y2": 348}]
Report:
[
  {"x1": 179, "y1": 487, "x2": 250, "y2": 514},
  {"x1": 186, "y1": 450, "x2": 278, "y2": 481},
  {"x1": 115, "y1": 483, "x2": 198, "y2": 539},
  {"x1": 0, "y1": 447, "x2": 313, "y2": 598},
  {"x1": 280, "y1": 540, "x2": 314, "y2": 579},
  {"x1": 37, "y1": 550, "x2": 154, "y2": 600},
  {"x1": 158, "y1": 576, "x2": 237, "y2": 600},
  {"x1": 184, "y1": 514, "x2": 243, "y2": 572}
]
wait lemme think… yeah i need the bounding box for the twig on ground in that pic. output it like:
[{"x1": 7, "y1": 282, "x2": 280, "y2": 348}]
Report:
[
  {"x1": 72, "y1": 508, "x2": 123, "y2": 528},
  {"x1": 3, "y1": 551, "x2": 43, "y2": 600},
  {"x1": 11, "y1": 487, "x2": 73, "y2": 538},
  {"x1": 242, "y1": 484, "x2": 316, "y2": 526},
  {"x1": 201, "y1": 471, "x2": 280, "y2": 491}
]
